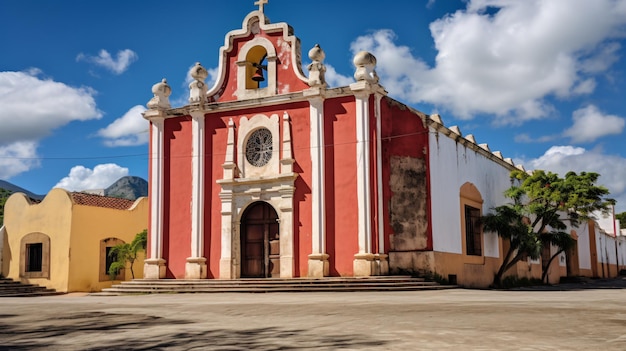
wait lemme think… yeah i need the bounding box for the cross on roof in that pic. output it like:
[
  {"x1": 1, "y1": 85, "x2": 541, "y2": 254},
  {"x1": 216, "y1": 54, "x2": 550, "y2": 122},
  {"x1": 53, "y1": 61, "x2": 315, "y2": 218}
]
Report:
[{"x1": 254, "y1": 0, "x2": 268, "y2": 13}]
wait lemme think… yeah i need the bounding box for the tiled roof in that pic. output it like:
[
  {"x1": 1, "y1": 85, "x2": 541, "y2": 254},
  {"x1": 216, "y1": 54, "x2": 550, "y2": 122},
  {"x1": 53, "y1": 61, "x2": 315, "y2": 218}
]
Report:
[{"x1": 70, "y1": 192, "x2": 136, "y2": 210}]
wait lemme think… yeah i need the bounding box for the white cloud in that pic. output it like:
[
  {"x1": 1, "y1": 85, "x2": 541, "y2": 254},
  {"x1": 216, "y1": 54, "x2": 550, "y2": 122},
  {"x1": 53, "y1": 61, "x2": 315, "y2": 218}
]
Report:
[
  {"x1": 350, "y1": 0, "x2": 626, "y2": 123},
  {"x1": 76, "y1": 49, "x2": 138, "y2": 75},
  {"x1": 324, "y1": 64, "x2": 354, "y2": 88},
  {"x1": 54, "y1": 164, "x2": 129, "y2": 191},
  {"x1": 563, "y1": 105, "x2": 625, "y2": 143},
  {"x1": 525, "y1": 146, "x2": 626, "y2": 212},
  {"x1": 0, "y1": 70, "x2": 102, "y2": 144},
  {"x1": 514, "y1": 133, "x2": 557, "y2": 143},
  {"x1": 572, "y1": 78, "x2": 596, "y2": 95},
  {"x1": 0, "y1": 70, "x2": 101, "y2": 179},
  {"x1": 97, "y1": 105, "x2": 148, "y2": 147},
  {"x1": 0, "y1": 141, "x2": 40, "y2": 179}
]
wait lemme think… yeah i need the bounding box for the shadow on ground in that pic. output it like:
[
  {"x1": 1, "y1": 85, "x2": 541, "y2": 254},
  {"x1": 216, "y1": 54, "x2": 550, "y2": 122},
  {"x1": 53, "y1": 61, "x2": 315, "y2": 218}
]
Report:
[
  {"x1": 0, "y1": 311, "x2": 388, "y2": 350},
  {"x1": 510, "y1": 276, "x2": 626, "y2": 291}
]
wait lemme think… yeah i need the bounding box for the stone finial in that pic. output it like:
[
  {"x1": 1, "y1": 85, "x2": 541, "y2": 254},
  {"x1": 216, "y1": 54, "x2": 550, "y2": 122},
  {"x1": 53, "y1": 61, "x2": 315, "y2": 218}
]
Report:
[
  {"x1": 465, "y1": 134, "x2": 476, "y2": 144},
  {"x1": 189, "y1": 62, "x2": 209, "y2": 104},
  {"x1": 479, "y1": 143, "x2": 491, "y2": 152},
  {"x1": 307, "y1": 44, "x2": 326, "y2": 88},
  {"x1": 430, "y1": 114, "x2": 443, "y2": 125},
  {"x1": 449, "y1": 126, "x2": 462, "y2": 136},
  {"x1": 147, "y1": 78, "x2": 171, "y2": 110},
  {"x1": 353, "y1": 51, "x2": 379, "y2": 83}
]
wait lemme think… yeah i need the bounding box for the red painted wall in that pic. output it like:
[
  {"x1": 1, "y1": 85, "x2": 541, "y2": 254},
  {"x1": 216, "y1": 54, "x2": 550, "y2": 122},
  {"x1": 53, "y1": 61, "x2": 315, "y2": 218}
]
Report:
[
  {"x1": 380, "y1": 97, "x2": 432, "y2": 251},
  {"x1": 325, "y1": 96, "x2": 359, "y2": 276},
  {"x1": 163, "y1": 116, "x2": 193, "y2": 278},
  {"x1": 286, "y1": 103, "x2": 312, "y2": 277}
]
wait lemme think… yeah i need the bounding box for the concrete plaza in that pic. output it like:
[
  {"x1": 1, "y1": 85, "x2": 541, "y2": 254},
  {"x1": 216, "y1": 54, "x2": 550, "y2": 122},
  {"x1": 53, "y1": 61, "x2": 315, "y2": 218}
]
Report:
[{"x1": 1, "y1": 281, "x2": 626, "y2": 350}]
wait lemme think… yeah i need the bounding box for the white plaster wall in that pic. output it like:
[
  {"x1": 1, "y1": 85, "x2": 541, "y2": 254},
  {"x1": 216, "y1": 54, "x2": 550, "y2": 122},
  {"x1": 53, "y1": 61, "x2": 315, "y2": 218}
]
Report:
[
  {"x1": 596, "y1": 229, "x2": 626, "y2": 267},
  {"x1": 596, "y1": 212, "x2": 617, "y2": 235},
  {"x1": 597, "y1": 231, "x2": 617, "y2": 265},
  {"x1": 429, "y1": 128, "x2": 512, "y2": 257},
  {"x1": 618, "y1": 237, "x2": 626, "y2": 268},
  {"x1": 575, "y1": 223, "x2": 592, "y2": 270}
]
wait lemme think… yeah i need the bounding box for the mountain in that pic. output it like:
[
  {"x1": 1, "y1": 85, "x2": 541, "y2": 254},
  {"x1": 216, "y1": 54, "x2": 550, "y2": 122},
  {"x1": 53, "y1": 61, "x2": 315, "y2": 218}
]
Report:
[
  {"x1": 0, "y1": 180, "x2": 44, "y2": 200},
  {"x1": 104, "y1": 176, "x2": 148, "y2": 200}
]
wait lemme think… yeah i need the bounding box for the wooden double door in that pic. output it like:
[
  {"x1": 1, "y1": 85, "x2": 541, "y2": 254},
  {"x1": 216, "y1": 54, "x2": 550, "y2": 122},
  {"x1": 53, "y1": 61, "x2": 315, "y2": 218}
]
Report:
[{"x1": 241, "y1": 202, "x2": 280, "y2": 278}]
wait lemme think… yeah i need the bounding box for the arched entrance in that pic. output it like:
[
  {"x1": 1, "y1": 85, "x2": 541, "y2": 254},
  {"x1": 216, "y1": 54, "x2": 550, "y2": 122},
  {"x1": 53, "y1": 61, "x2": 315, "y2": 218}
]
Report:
[{"x1": 240, "y1": 202, "x2": 280, "y2": 278}]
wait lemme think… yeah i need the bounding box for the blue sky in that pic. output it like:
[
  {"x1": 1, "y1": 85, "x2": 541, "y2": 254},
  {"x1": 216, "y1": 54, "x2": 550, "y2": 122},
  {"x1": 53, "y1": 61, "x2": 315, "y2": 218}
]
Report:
[{"x1": 1, "y1": 0, "x2": 625, "y2": 211}]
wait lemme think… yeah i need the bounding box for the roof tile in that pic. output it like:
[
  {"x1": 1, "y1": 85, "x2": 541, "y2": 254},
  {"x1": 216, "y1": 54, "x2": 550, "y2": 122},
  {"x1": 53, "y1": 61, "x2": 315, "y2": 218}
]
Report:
[{"x1": 70, "y1": 192, "x2": 136, "y2": 210}]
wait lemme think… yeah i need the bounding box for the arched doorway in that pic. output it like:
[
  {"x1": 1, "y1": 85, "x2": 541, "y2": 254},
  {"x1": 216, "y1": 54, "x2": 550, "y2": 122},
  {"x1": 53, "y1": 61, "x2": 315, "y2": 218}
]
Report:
[{"x1": 240, "y1": 202, "x2": 280, "y2": 278}]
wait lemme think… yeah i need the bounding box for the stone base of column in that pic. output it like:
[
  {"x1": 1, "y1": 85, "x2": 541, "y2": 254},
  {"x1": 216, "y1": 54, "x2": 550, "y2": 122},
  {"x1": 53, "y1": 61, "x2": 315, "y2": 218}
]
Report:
[
  {"x1": 185, "y1": 257, "x2": 207, "y2": 279},
  {"x1": 353, "y1": 253, "x2": 376, "y2": 277},
  {"x1": 219, "y1": 258, "x2": 236, "y2": 279},
  {"x1": 144, "y1": 258, "x2": 166, "y2": 279},
  {"x1": 307, "y1": 253, "x2": 329, "y2": 278},
  {"x1": 372, "y1": 254, "x2": 389, "y2": 276},
  {"x1": 280, "y1": 255, "x2": 294, "y2": 278}
]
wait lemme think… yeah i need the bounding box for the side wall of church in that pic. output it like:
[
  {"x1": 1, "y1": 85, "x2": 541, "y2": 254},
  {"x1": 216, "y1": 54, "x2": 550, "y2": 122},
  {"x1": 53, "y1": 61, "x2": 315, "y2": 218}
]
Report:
[
  {"x1": 378, "y1": 99, "x2": 432, "y2": 275},
  {"x1": 382, "y1": 99, "x2": 431, "y2": 252},
  {"x1": 425, "y1": 127, "x2": 515, "y2": 287}
]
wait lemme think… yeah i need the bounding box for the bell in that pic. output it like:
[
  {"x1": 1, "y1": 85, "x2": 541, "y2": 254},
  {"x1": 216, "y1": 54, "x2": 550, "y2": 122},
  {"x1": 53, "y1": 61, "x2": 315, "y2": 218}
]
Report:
[{"x1": 252, "y1": 66, "x2": 265, "y2": 82}]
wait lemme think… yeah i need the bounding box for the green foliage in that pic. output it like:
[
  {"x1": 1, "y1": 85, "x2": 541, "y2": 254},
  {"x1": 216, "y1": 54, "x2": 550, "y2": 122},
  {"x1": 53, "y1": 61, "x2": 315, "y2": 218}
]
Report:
[
  {"x1": 482, "y1": 170, "x2": 614, "y2": 287},
  {"x1": 423, "y1": 271, "x2": 450, "y2": 285},
  {"x1": 0, "y1": 188, "x2": 13, "y2": 226},
  {"x1": 500, "y1": 276, "x2": 544, "y2": 289},
  {"x1": 617, "y1": 212, "x2": 626, "y2": 229},
  {"x1": 108, "y1": 229, "x2": 147, "y2": 280}
]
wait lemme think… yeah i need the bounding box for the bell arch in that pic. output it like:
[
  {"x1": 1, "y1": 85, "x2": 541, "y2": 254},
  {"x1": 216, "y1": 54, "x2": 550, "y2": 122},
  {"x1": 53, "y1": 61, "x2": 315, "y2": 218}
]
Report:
[{"x1": 236, "y1": 37, "x2": 278, "y2": 99}]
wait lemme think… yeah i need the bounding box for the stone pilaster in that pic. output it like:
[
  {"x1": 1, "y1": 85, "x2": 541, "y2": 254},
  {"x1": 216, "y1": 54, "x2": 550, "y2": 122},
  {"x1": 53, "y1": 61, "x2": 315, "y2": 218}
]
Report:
[
  {"x1": 143, "y1": 110, "x2": 167, "y2": 279},
  {"x1": 186, "y1": 110, "x2": 207, "y2": 279},
  {"x1": 304, "y1": 87, "x2": 329, "y2": 277}
]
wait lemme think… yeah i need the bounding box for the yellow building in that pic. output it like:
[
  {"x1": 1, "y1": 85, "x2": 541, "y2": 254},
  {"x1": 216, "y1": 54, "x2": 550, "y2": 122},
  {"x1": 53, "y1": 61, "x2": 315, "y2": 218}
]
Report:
[{"x1": 1, "y1": 188, "x2": 147, "y2": 293}]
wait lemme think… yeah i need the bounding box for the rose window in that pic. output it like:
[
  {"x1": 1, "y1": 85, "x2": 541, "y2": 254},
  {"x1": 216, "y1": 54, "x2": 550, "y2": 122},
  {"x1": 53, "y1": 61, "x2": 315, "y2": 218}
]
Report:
[{"x1": 245, "y1": 128, "x2": 273, "y2": 167}]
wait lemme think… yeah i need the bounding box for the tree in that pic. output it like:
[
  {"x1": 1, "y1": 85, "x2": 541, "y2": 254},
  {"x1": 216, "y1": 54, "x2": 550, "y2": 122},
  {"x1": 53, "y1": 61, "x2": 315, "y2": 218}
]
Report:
[
  {"x1": 108, "y1": 229, "x2": 147, "y2": 280},
  {"x1": 482, "y1": 170, "x2": 614, "y2": 287}
]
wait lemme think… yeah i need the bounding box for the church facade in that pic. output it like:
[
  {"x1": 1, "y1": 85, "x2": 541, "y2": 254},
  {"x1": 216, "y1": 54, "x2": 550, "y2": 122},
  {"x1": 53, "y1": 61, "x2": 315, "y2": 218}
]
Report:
[{"x1": 142, "y1": 4, "x2": 527, "y2": 287}]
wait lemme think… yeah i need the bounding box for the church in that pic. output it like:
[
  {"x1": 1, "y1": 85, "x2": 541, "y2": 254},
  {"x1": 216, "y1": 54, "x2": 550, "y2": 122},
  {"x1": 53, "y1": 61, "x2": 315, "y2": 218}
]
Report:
[{"x1": 142, "y1": 1, "x2": 526, "y2": 287}]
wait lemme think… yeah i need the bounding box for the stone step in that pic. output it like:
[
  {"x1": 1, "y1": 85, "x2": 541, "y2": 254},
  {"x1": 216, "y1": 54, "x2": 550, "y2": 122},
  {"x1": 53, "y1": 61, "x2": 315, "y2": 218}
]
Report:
[
  {"x1": 100, "y1": 285, "x2": 455, "y2": 294},
  {"x1": 115, "y1": 276, "x2": 428, "y2": 285},
  {"x1": 0, "y1": 278, "x2": 61, "y2": 297},
  {"x1": 97, "y1": 276, "x2": 457, "y2": 295}
]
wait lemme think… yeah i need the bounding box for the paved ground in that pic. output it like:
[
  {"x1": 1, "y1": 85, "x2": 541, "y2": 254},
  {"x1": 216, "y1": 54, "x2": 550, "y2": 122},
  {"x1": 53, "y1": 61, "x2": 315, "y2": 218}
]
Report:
[{"x1": 1, "y1": 279, "x2": 626, "y2": 350}]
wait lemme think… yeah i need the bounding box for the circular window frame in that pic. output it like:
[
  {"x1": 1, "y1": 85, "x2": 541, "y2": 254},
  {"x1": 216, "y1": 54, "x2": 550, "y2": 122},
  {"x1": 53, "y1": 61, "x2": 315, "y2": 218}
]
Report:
[{"x1": 245, "y1": 128, "x2": 273, "y2": 167}]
